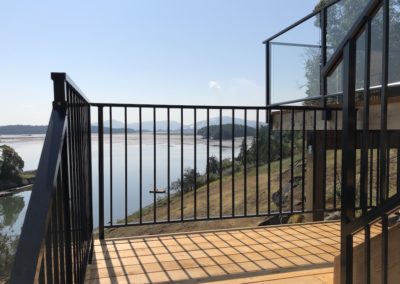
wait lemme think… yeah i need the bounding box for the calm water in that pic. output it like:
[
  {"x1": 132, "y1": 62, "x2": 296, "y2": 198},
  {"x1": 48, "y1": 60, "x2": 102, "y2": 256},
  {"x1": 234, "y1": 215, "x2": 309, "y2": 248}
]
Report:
[
  {"x1": 0, "y1": 191, "x2": 30, "y2": 280},
  {"x1": 0, "y1": 191, "x2": 31, "y2": 236},
  {"x1": 0, "y1": 134, "x2": 246, "y2": 229}
]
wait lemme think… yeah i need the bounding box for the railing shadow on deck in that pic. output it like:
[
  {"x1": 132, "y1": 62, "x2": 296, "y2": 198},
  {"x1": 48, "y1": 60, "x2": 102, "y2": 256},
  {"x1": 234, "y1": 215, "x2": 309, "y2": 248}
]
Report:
[{"x1": 85, "y1": 222, "x2": 381, "y2": 283}]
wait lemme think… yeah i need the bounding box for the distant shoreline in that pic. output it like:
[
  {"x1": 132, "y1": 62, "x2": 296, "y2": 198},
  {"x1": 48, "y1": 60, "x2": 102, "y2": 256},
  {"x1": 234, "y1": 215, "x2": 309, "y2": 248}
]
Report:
[
  {"x1": 0, "y1": 170, "x2": 36, "y2": 196},
  {"x1": 0, "y1": 184, "x2": 33, "y2": 197}
]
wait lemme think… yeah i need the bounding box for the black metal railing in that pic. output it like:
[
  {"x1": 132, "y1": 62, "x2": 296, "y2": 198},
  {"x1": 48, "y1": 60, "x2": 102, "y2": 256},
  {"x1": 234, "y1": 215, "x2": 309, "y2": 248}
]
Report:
[
  {"x1": 322, "y1": 0, "x2": 400, "y2": 283},
  {"x1": 92, "y1": 103, "x2": 345, "y2": 238},
  {"x1": 10, "y1": 73, "x2": 93, "y2": 284},
  {"x1": 9, "y1": 0, "x2": 400, "y2": 283}
]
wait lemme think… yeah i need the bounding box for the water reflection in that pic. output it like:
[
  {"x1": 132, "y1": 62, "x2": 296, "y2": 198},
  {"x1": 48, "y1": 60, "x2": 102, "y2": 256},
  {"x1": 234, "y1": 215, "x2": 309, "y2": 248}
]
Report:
[{"x1": 0, "y1": 191, "x2": 30, "y2": 281}]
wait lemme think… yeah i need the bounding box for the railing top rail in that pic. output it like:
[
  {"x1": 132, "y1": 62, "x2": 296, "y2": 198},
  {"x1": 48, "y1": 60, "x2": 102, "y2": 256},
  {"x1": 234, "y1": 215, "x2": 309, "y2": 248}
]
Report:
[
  {"x1": 51, "y1": 72, "x2": 91, "y2": 104},
  {"x1": 346, "y1": 194, "x2": 400, "y2": 235},
  {"x1": 10, "y1": 110, "x2": 67, "y2": 284},
  {"x1": 322, "y1": 0, "x2": 382, "y2": 77},
  {"x1": 262, "y1": 0, "x2": 341, "y2": 44},
  {"x1": 90, "y1": 102, "x2": 341, "y2": 111},
  {"x1": 265, "y1": 93, "x2": 343, "y2": 108}
]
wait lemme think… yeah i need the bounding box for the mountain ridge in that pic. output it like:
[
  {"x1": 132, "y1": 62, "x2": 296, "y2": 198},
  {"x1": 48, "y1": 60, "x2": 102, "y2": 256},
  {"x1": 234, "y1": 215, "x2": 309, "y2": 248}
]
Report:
[{"x1": 1, "y1": 117, "x2": 264, "y2": 135}]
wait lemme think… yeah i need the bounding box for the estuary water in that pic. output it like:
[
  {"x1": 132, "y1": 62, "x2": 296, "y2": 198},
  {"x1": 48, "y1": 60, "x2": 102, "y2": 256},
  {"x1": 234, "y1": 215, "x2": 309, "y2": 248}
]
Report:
[{"x1": 0, "y1": 134, "x2": 246, "y2": 231}]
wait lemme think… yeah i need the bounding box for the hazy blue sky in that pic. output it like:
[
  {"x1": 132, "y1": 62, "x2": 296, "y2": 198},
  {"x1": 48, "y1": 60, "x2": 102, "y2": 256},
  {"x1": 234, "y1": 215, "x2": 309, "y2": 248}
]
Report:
[{"x1": 1, "y1": 0, "x2": 318, "y2": 125}]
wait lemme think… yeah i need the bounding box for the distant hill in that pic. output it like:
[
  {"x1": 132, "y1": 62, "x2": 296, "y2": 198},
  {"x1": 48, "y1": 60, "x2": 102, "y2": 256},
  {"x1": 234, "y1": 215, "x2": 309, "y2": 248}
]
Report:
[
  {"x1": 92, "y1": 120, "x2": 186, "y2": 131},
  {"x1": 188, "y1": 116, "x2": 259, "y2": 129},
  {"x1": 90, "y1": 126, "x2": 138, "y2": 134},
  {"x1": 93, "y1": 116, "x2": 261, "y2": 132},
  {"x1": 0, "y1": 125, "x2": 139, "y2": 135},
  {"x1": 0, "y1": 125, "x2": 47, "y2": 135},
  {"x1": 1, "y1": 116, "x2": 264, "y2": 135},
  {"x1": 197, "y1": 124, "x2": 256, "y2": 140}
]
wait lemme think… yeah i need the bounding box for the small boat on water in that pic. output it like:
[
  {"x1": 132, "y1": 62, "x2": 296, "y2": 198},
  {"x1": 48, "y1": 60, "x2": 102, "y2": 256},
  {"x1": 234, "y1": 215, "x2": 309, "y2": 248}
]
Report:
[{"x1": 149, "y1": 188, "x2": 166, "y2": 194}]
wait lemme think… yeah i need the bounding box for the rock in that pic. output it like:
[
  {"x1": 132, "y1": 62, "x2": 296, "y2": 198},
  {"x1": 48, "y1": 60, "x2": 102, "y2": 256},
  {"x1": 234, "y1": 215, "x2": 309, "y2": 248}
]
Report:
[
  {"x1": 271, "y1": 175, "x2": 304, "y2": 211},
  {"x1": 325, "y1": 211, "x2": 340, "y2": 221}
]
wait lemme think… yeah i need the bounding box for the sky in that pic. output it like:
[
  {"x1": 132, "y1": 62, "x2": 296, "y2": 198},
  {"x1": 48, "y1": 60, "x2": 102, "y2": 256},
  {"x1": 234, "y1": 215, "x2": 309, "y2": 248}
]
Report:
[{"x1": 0, "y1": 0, "x2": 319, "y2": 125}]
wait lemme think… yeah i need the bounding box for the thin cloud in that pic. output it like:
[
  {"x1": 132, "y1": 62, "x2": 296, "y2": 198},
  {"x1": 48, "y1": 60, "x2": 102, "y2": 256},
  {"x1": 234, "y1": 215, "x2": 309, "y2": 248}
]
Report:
[
  {"x1": 208, "y1": 80, "x2": 221, "y2": 90},
  {"x1": 234, "y1": 78, "x2": 259, "y2": 89}
]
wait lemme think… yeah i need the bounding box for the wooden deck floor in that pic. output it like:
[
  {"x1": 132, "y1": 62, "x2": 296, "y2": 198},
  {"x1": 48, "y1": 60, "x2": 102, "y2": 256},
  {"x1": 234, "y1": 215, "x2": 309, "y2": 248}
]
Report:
[{"x1": 85, "y1": 221, "x2": 378, "y2": 283}]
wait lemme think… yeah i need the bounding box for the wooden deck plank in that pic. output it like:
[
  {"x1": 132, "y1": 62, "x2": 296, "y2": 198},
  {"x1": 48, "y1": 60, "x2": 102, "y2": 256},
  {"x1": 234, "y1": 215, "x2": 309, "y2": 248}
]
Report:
[
  {"x1": 85, "y1": 221, "x2": 372, "y2": 283},
  {"x1": 212, "y1": 268, "x2": 334, "y2": 283}
]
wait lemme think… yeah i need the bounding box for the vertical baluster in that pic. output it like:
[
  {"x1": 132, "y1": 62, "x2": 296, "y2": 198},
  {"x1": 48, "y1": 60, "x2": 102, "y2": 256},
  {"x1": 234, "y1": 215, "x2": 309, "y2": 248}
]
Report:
[
  {"x1": 45, "y1": 219, "x2": 53, "y2": 283},
  {"x1": 244, "y1": 109, "x2": 247, "y2": 216},
  {"x1": 256, "y1": 109, "x2": 259, "y2": 215},
  {"x1": 139, "y1": 107, "x2": 143, "y2": 224},
  {"x1": 302, "y1": 110, "x2": 306, "y2": 212},
  {"x1": 219, "y1": 108, "x2": 223, "y2": 218},
  {"x1": 98, "y1": 107, "x2": 104, "y2": 239},
  {"x1": 87, "y1": 102, "x2": 94, "y2": 256},
  {"x1": 72, "y1": 93, "x2": 81, "y2": 275},
  {"x1": 364, "y1": 224, "x2": 371, "y2": 284},
  {"x1": 207, "y1": 108, "x2": 210, "y2": 219},
  {"x1": 75, "y1": 96, "x2": 82, "y2": 272},
  {"x1": 109, "y1": 107, "x2": 113, "y2": 226},
  {"x1": 381, "y1": 215, "x2": 388, "y2": 284},
  {"x1": 386, "y1": 132, "x2": 390, "y2": 197},
  {"x1": 124, "y1": 107, "x2": 128, "y2": 224},
  {"x1": 267, "y1": 109, "x2": 271, "y2": 214},
  {"x1": 369, "y1": 133, "x2": 374, "y2": 207},
  {"x1": 397, "y1": 132, "x2": 400, "y2": 194},
  {"x1": 77, "y1": 95, "x2": 84, "y2": 276},
  {"x1": 290, "y1": 109, "x2": 294, "y2": 213},
  {"x1": 312, "y1": 109, "x2": 317, "y2": 217},
  {"x1": 52, "y1": 177, "x2": 60, "y2": 284},
  {"x1": 167, "y1": 107, "x2": 171, "y2": 222},
  {"x1": 61, "y1": 140, "x2": 72, "y2": 284},
  {"x1": 232, "y1": 109, "x2": 235, "y2": 216},
  {"x1": 361, "y1": 20, "x2": 371, "y2": 214},
  {"x1": 154, "y1": 107, "x2": 157, "y2": 222},
  {"x1": 380, "y1": 0, "x2": 390, "y2": 202},
  {"x1": 193, "y1": 108, "x2": 197, "y2": 220},
  {"x1": 334, "y1": 110, "x2": 338, "y2": 210},
  {"x1": 181, "y1": 108, "x2": 184, "y2": 220},
  {"x1": 66, "y1": 91, "x2": 76, "y2": 281},
  {"x1": 377, "y1": 140, "x2": 380, "y2": 205},
  {"x1": 279, "y1": 110, "x2": 283, "y2": 214},
  {"x1": 323, "y1": 109, "x2": 327, "y2": 211}
]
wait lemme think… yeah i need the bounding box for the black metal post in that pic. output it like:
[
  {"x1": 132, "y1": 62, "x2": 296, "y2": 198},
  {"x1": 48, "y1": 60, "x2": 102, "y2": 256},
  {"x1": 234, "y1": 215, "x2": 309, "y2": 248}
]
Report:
[
  {"x1": 381, "y1": 214, "x2": 388, "y2": 284},
  {"x1": 320, "y1": 7, "x2": 328, "y2": 108},
  {"x1": 360, "y1": 21, "x2": 371, "y2": 215},
  {"x1": 313, "y1": 131, "x2": 325, "y2": 221},
  {"x1": 98, "y1": 107, "x2": 104, "y2": 240},
  {"x1": 340, "y1": 39, "x2": 357, "y2": 284},
  {"x1": 380, "y1": 0, "x2": 390, "y2": 202},
  {"x1": 266, "y1": 42, "x2": 271, "y2": 107}
]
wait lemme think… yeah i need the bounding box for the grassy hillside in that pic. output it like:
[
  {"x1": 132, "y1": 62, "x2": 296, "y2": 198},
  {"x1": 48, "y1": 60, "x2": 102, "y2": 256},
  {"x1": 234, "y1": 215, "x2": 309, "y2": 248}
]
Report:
[
  {"x1": 105, "y1": 148, "x2": 399, "y2": 238},
  {"x1": 106, "y1": 154, "x2": 310, "y2": 238}
]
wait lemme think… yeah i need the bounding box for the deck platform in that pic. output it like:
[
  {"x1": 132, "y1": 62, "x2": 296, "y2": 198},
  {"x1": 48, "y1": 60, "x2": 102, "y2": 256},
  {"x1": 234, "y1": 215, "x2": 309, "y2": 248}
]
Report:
[{"x1": 85, "y1": 221, "x2": 378, "y2": 283}]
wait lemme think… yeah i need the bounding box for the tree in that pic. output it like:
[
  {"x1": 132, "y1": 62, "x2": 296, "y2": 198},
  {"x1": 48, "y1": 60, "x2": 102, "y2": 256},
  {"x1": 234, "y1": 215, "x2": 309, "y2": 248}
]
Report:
[
  {"x1": 236, "y1": 138, "x2": 256, "y2": 166},
  {"x1": 197, "y1": 124, "x2": 256, "y2": 140},
  {"x1": 171, "y1": 168, "x2": 203, "y2": 193},
  {"x1": 0, "y1": 145, "x2": 24, "y2": 181},
  {"x1": 303, "y1": 0, "x2": 400, "y2": 102},
  {"x1": 207, "y1": 156, "x2": 219, "y2": 174},
  {"x1": 237, "y1": 125, "x2": 304, "y2": 165}
]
